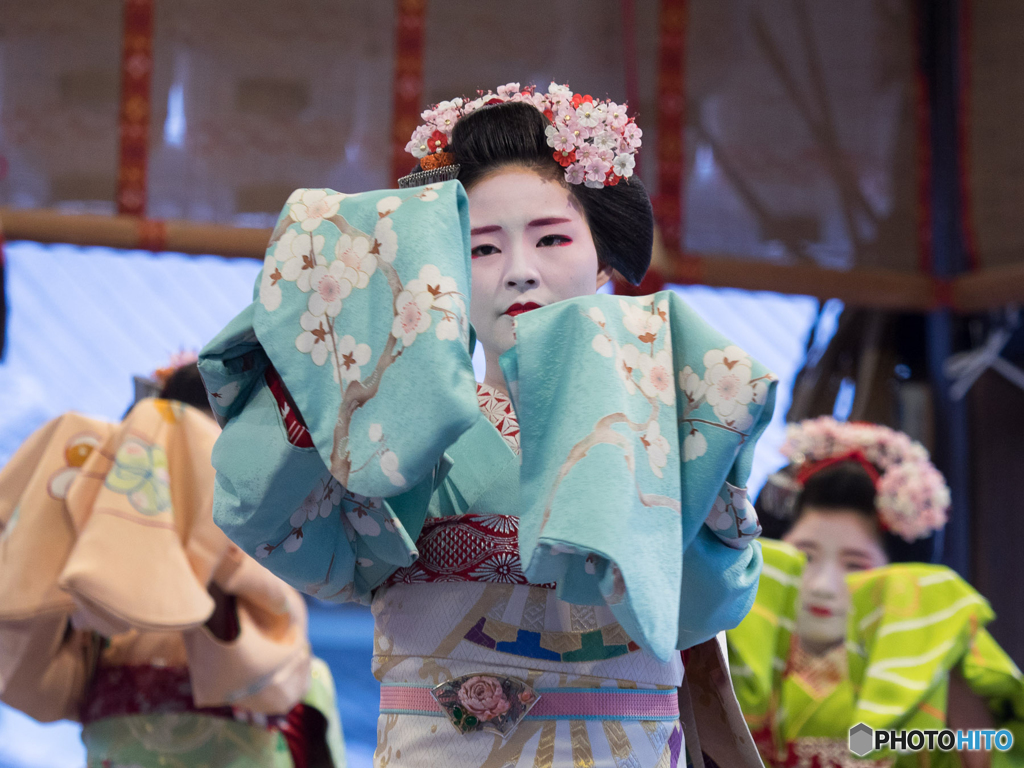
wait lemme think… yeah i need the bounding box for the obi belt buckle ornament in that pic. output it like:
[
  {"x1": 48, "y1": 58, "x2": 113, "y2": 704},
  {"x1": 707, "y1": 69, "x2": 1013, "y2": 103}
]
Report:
[{"x1": 430, "y1": 674, "x2": 540, "y2": 737}]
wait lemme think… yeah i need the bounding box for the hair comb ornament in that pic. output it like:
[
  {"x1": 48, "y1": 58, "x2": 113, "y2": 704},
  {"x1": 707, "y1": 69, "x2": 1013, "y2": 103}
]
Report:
[
  {"x1": 397, "y1": 159, "x2": 461, "y2": 189},
  {"x1": 400, "y1": 82, "x2": 642, "y2": 190},
  {"x1": 780, "y1": 417, "x2": 950, "y2": 543}
]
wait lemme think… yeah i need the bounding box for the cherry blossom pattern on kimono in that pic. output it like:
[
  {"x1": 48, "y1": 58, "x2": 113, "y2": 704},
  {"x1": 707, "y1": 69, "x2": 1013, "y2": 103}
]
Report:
[
  {"x1": 500, "y1": 292, "x2": 777, "y2": 661},
  {"x1": 200, "y1": 182, "x2": 480, "y2": 603}
]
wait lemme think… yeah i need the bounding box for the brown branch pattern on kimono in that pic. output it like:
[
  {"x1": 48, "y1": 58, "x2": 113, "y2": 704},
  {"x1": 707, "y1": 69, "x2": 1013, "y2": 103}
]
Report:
[
  {"x1": 538, "y1": 395, "x2": 685, "y2": 536},
  {"x1": 330, "y1": 255, "x2": 404, "y2": 484},
  {"x1": 537, "y1": 306, "x2": 682, "y2": 535},
  {"x1": 325, "y1": 201, "x2": 464, "y2": 484},
  {"x1": 265, "y1": 195, "x2": 460, "y2": 488}
]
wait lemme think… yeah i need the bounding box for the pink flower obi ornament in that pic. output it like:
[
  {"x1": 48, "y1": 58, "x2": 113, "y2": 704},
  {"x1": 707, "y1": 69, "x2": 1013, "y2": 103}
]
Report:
[{"x1": 430, "y1": 674, "x2": 540, "y2": 737}]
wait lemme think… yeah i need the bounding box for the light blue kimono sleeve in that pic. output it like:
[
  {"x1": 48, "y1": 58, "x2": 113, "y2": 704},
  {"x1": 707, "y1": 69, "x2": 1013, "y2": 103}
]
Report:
[
  {"x1": 501, "y1": 292, "x2": 776, "y2": 661},
  {"x1": 199, "y1": 183, "x2": 479, "y2": 602}
]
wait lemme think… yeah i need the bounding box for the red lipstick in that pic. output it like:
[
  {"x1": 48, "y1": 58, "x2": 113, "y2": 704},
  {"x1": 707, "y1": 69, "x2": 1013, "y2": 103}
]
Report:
[
  {"x1": 807, "y1": 606, "x2": 834, "y2": 618},
  {"x1": 504, "y1": 302, "x2": 542, "y2": 317}
]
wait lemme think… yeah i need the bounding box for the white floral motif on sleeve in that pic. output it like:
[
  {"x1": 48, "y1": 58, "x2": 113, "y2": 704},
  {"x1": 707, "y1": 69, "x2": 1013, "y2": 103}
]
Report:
[
  {"x1": 640, "y1": 421, "x2": 671, "y2": 478},
  {"x1": 307, "y1": 262, "x2": 352, "y2": 318},
  {"x1": 257, "y1": 477, "x2": 344, "y2": 558},
  {"x1": 259, "y1": 255, "x2": 283, "y2": 312},
  {"x1": 374, "y1": 218, "x2": 398, "y2": 264},
  {"x1": 335, "y1": 335, "x2": 372, "y2": 383},
  {"x1": 703, "y1": 346, "x2": 755, "y2": 430},
  {"x1": 706, "y1": 483, "x2": 761, "y2": 549},
  {"x1": 335, "y1": 234, "x2": 376, "y2": 289},
  {"x1": 290, "y1": 189, "x2": 346, "y2": 231},
  {"x1": 276, "y1": 229, "x2": 326, "y2": 292},
  {"x1": 638, "y1": 349, "x2": 675, "y2": 405},
  {"x1": 296, "y1": 312, "x2": 331, "y2": 366},
  {"x1": 391, "y1": 289, "x2": 433, "y2": 347},
  {"x1": 264, "y1": 187, "x2": 467, "y2": 490}
]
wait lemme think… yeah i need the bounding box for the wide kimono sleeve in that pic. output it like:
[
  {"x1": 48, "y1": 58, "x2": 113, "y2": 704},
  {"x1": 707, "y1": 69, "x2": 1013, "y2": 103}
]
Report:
[
  {"x1": 57, "y1": 398, "x2": 312, "y2": 714},
  {"x1": 847, "y1": 562, "x2": 1024, "y2": 766},
  {"x1": 0, "y1": 413, "x2": 115, "y2": 721},
  {"x1": 725, "y1": 539, "x2": 805, "y2": 730},
  {"x1": 500, "y1": 292, "x2": 777, "y2": 661},
  {"x1": 198, "y1": 183, "x2": 480, "y2": 603}
]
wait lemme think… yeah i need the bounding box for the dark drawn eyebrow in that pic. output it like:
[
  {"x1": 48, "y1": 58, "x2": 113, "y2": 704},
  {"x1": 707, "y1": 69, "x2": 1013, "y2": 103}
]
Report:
[
  {"x1": 527, "y1": 217, "x2": 572, "y2": 228},
  {"x1": 470, "y1": 225, "x2": 502, "y2": 236},
  {"x1": 791, "y1": 539, "x2": 820, "y2": 551},
  {"x1": 839, "y1": 549, "x2": 874, "y2": 559}
]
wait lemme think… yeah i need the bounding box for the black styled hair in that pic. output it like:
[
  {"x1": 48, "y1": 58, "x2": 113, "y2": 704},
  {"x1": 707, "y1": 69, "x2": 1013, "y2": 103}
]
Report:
[
  {"x1": 793, "y1": 460, "x2": 940, "y2": 564},
  {"x1": 422, "y1": 101, "x2": 654, "y2": 285},
  {"x1": 159, "y1": 362, "x2": 213, "y2": 415}
]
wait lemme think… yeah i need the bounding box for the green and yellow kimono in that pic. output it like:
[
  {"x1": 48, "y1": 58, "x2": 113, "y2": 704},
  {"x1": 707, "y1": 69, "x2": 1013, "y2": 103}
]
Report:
[{"x1": 728, "y1": 540, "x2": 1024, "y2": 767}]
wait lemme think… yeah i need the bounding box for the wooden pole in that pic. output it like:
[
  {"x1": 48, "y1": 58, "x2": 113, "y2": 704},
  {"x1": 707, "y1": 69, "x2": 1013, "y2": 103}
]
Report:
[
  {"x1": 952, "y1": 262, "x2": 1024, "y2": 312},
  {"x1": 2, "y1": 206, "x2": 1022, "y2": 311},
  {"x1": 0, "y1": 208, "x2": 270, "y2": 260},
  {"x1": 661, "y1": 253, "x2": 942, "y2": 312}
]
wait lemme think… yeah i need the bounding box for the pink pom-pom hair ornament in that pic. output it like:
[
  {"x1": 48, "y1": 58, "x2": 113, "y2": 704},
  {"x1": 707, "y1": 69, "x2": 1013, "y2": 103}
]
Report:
[
  {"x1": 778, "y1": 416, "x2": 950, "y2": 543},
  {"x1": 401, "y1": 82, "x2": 642, "y2": 190}
]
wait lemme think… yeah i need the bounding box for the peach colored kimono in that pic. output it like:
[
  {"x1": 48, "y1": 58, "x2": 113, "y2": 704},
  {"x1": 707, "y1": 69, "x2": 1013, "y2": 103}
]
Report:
[{"x1": 0, "y1": 399, "x2": 318, "y2": 766}]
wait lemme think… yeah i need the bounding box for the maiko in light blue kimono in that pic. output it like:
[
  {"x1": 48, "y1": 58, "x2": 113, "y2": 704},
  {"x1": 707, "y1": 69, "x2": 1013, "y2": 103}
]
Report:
[{"x1": 199, "y1": 182, "x2": 777, "y2": 662}]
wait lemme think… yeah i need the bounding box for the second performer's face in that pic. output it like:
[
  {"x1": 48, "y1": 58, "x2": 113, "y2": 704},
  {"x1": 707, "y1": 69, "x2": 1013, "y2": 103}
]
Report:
[
  {"x1": 467, "y1": 169, "x2": 609, "y2": 361},
  {"x1": 783, "y1": 508, "x2": 889, "y2": 653}
]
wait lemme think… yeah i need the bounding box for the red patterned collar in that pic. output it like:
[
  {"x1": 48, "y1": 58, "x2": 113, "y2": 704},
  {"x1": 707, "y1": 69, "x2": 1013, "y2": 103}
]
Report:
[{"x1": 476, "y1": 383, "x2": 520, "y2": 455}]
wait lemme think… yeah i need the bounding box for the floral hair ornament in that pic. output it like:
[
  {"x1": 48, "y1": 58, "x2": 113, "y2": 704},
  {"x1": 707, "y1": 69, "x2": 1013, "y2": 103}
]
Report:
[
  {"x1": 400, "y1": 82, "x2": 642, "y2": 190},
  {"x1": 133, "y1": 350, "x2": 199, "y2": 403},
  {"x1": 152, "y1": 350, "x2": 200, "y2": 387},
  {"x1": 779, "y1": 416, "x2": 950, "y2": 543}
]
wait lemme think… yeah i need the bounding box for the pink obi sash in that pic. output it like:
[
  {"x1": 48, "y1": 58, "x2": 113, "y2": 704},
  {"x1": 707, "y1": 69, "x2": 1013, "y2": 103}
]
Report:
[
  {"x1": 380, "y1": 684, "x2": 680, "y2": 722},
  {"x1": 383, "y1": 514, "x2": 555, "y2": 588}
]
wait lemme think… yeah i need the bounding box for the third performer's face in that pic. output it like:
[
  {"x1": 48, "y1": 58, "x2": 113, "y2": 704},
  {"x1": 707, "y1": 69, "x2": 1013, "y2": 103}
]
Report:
[
  {"x1": 783, "y1": 508, "x2": 889, "y2": 653},
  {"x1": 467, "y1": 169, "x2": 609, "y2": 362}
]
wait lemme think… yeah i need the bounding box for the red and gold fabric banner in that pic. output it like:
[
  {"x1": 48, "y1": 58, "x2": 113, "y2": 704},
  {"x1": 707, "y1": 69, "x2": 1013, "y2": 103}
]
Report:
[
  {"x1": 956, "y1": 0, "x2": 980, "y2": 272},
  {"x1": 654, "y1": 0, "x2": 687, "y2": 251},
  {"x1": 116, "y1": 0, "x2": 154, "y2": 216},
  {"x1": 616, "y1": 0, "x2": 686, "y2": 295},
  {"x1": 390, "y1": 0, "x2": 427, "y2": 185},
  {"x1": 0, "y1": 219, "x2": 7, "y2": 359}
]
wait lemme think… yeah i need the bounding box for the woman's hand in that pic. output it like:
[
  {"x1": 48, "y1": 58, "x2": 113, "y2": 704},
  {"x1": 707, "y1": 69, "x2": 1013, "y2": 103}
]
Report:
[{"x1": 204, "y1": 582, "x2": 240, "y2": 642}]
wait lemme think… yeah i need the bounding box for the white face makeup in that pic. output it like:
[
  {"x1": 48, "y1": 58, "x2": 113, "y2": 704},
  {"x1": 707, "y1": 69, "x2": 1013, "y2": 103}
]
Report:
[
  {"x1": 467, "y1": 169, "x2": 610, "y2": 391},
  {"x1": 783, "y1": 508, "x2": 889, "y2": 654}
]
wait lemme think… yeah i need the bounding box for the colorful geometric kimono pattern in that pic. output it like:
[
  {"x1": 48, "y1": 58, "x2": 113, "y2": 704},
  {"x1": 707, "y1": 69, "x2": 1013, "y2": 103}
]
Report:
[
  {"x1": 199, "y1": 185, "x2": 776, "y2": 663},
  {"x1": 727, "y1": 540, "x2": 1024, "y2": 768},
  {"x1": 376, "y1": 393, "x2": 761, "y2": 765},
  {"x1": 374, "y1": 413, "x2": 688, "y2": 767},
  {"x1": 373, "y1": 578, "x2": 684, "y2": 767},
  {"x1": 0, "y1": 402, "x2": 342, "y2": 768}
]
